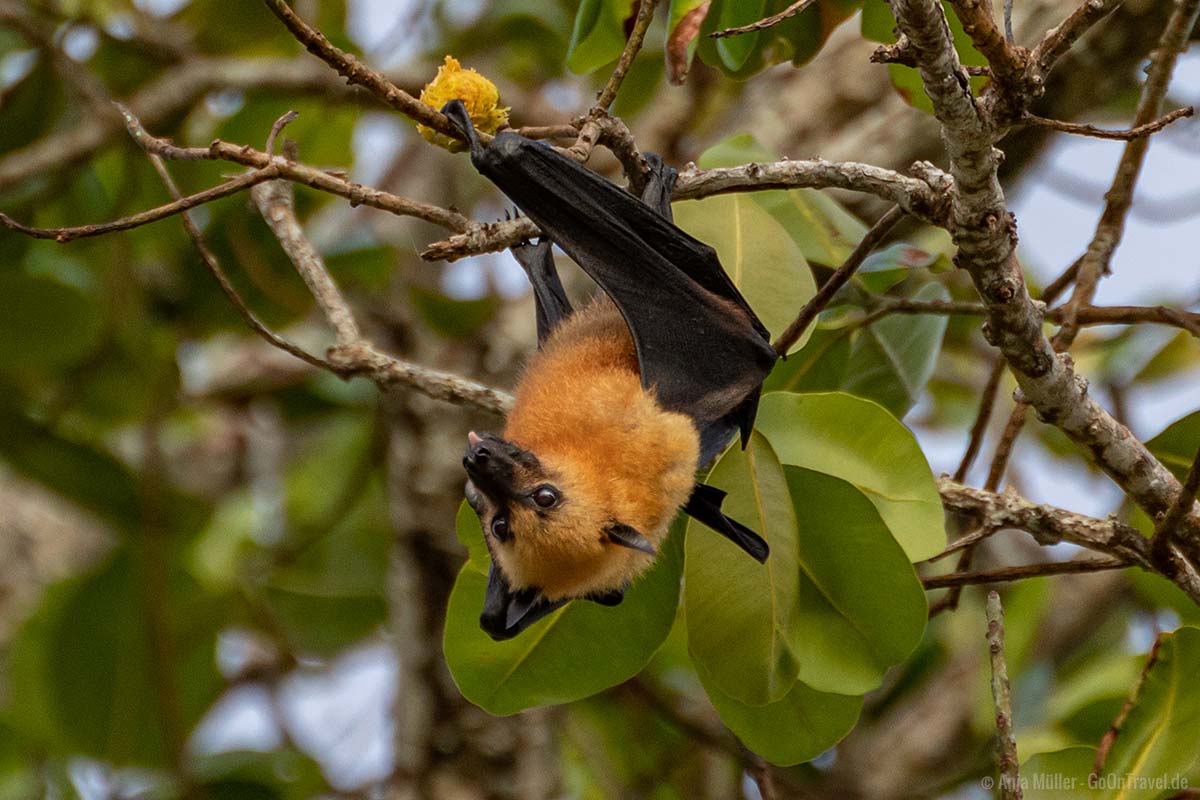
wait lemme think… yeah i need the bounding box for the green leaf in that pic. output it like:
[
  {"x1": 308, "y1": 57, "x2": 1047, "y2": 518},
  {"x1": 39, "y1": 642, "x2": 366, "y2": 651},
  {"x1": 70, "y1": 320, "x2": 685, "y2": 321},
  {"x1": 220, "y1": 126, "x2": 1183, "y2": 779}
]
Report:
[
  {"x1": 672, "y1": 190, "x2": 817, "y2": 353},
  {"x1": 0, "y1": 273, "x2": 102, "y2": 372},
  {"x1": 856, "y1": 243, "x2": 943, "y2": 293},
  {"x1": 444, "y1": 512, "x2": 682, "y2": 715},
  {"x1": 763, "y1": 326, "x2": 852, "y2": 394},
  {"x1": 1022, "y1": 747, "x2": 1099, "y2": 800},
  {"x1": 1024, "y1": 627, "x2": 1200, "y2": 799},
  {"x1": 567, "y1": 0, "x2": 636, "y2": 74},
  {"x1": 700, "y1": 673, "x2": 863, "y2": 766},
  {"x1": 785, "y1": 468, "x2": 927, "y2": 693},
  {"x1": 1147, "y1": 410, "x2": 1200, "y2": 482},
  {"x1": 713, "y1": 0, "x2": 766, "y2": 71},
  {"x1": 755, "y1": 391, "x2": 945, "y2": 561},
  {"x1": 695, "y1": 134, "x2": 867, "y2": 267},
  {"x1": 842, "y1": 281, "x2": 951, "y2": 416},
  {"x1": 685, "y1": 433, "x2": 801, "y2": 705}
]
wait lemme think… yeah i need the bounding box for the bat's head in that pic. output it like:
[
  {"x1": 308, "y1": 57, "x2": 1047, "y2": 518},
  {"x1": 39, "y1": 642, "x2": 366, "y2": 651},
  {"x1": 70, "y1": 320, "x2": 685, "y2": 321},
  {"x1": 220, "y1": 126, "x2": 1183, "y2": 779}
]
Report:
[{"x1": 462, "y1": 429, "x2": 676, "y2": 640}]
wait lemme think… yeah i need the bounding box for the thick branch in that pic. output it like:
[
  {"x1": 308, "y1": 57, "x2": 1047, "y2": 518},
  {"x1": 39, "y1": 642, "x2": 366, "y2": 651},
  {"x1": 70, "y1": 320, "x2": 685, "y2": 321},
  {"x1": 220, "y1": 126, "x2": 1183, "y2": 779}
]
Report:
[
  {"x1": 252, "y1": 177, "x2": 361, "y2": 347},
  {"x1": 937, "y1": 478, "x2": 1154, "y2": 568},
  {"x1": 889, "y1": 0, "x2": 1200, "y2": 572},
  {"x1": 422, "y1": 159, "x2": 945, "y2": 261}
]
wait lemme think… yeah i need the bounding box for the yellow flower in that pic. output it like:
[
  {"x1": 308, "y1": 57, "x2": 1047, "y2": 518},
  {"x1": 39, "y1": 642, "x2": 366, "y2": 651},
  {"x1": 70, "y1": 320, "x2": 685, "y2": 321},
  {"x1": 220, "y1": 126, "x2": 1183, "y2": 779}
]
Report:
[{"x1": 418, "y1": 56, "x2": 510, "y2": 152}]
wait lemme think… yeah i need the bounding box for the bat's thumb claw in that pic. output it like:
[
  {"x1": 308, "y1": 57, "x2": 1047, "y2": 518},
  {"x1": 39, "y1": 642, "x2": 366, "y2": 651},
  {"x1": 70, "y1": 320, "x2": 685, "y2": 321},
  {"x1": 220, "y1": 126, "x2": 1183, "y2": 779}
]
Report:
[{"x1": 440, "y1": 100, "x2": 482, "y2": 157}]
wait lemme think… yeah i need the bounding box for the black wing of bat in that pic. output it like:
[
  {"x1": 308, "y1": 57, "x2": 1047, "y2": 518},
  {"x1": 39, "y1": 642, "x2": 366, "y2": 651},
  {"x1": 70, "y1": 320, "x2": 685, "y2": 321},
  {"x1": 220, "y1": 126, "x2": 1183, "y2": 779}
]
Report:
[
  {"x1": 443, "y1": 101, "x2": 777, "y2": 463},
  {"x1": 444, "y1": 101, "x2": 774, "y2": 575}
]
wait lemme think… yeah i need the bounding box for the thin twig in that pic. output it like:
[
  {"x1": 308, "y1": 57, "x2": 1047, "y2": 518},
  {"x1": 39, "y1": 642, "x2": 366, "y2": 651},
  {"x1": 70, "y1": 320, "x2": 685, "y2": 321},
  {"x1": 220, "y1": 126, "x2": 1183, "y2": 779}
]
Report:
[
  {"x1": 1027, "y1": 0, "x2": 1123, "y2": 89},
  {"x1": 1153, "y1": 446, "x2": 1200, "y2": 565},
  {"x1": 0, "y1": 169, "x2": 278, "y2": 242},
  {"x1": 262, "y1": 0, "x2": 465, "y2": 142},
  {"x1": 986, "y1": 591, "x2": 1023, "y2": 800},
  {"x1": 923, "y1": 557, "x2": 1129, "y2": 589},
  {"x1": 710, "y1": 0, "x2": 817, "y2": 38},
  {"x1": 596, "y1": 0, "x2": 658, "y2": 110},
  {"x1": 1021, "y1": 106, "x2": 1194, "y2": 141},
  {"x1": 772, "y1": 205, "x2": 905, "y2": 355},
  {"x1": 116, "y1": 103, "x2": 470, "y2": 231},
  {"x1": 1056, "y1": 0, "x2": 1200, "y2": 347},
  {"x1": 142, "y1": 152, "x2": 333, "y2": 372},
  {"x1": 986, "y1": 402, "x2": 1027, "y2": 491},
  {"x1": 1092, "y1": 633, "x2": 1164, "y2": 777},
  {"x1": 954, "y1": 356, "x2": 1006, "y2": 482}
]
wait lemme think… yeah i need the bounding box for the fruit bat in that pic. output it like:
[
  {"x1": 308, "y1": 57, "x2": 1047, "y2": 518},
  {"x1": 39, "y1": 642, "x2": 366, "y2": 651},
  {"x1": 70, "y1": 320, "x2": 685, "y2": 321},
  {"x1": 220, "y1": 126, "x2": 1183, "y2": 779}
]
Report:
[{"x1": 443, "y1": 100, "x2": 778, "y2": 641}]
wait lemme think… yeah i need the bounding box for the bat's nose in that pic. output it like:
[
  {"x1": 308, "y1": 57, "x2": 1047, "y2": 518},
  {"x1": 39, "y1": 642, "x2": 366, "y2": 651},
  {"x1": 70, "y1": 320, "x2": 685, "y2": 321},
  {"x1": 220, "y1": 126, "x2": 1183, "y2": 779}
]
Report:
[{"x1": 463, "y1": 432, "x2": 495, "y2": 472}]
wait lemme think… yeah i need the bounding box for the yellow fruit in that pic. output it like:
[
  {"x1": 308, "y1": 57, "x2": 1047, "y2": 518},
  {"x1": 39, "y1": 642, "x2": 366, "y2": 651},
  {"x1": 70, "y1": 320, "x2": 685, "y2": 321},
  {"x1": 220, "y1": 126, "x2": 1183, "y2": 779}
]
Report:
[{"x1": 418, "y1": 56, "x2": 510, "y2": 152}]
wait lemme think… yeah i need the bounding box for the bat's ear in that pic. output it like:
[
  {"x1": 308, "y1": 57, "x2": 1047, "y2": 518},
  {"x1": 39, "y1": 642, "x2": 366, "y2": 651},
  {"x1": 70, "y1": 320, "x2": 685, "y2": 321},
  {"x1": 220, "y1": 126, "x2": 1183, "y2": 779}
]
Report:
[
  {"x1": 604, "y1": 522, "x2": 656, "y2": 555},
  {"x1": 440, "y1": 99, "x2": 483, "y2": 158}
]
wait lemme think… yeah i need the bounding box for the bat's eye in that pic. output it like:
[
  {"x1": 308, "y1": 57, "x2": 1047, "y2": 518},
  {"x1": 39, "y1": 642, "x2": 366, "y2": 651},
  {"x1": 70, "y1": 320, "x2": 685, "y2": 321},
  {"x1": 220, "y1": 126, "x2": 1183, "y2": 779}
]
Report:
[
  {"x1": 491, "y1": 515, "x2": 510, "y2": 542},
  {"x1": 532, "y1": 486, "x2": 560, "y2": 509}
]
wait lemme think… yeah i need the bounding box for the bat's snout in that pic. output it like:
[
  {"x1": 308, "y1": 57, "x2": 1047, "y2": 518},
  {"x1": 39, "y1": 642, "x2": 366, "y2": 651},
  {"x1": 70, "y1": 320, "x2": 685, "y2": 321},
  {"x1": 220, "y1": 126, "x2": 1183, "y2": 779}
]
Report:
[{"x1": 462, "y1": 431, "x2": 518, "y2": 489}]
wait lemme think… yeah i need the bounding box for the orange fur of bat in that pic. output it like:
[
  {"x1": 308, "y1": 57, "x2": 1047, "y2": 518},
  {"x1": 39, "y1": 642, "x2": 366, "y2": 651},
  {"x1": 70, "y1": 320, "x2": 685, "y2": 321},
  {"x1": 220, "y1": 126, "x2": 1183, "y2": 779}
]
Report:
[{"x1": 487, "y1": 296, "x2": 698, "y2": 601}]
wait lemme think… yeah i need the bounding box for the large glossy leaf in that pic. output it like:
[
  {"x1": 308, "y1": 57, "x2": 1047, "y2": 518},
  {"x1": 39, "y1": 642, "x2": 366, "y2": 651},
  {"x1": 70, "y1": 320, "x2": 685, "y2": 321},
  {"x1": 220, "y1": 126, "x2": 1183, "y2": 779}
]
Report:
[
  {"x1": 685, "y1": 433, "x2": 801, "y2": 705},
  {"x1": 444, "y1": 504, "x2": 682, "y2": 715},
  {"x1": 842, "y1": 282, "x2": 951, "y2": 416},
  {"x1": 785, "y1": 467, "x2": 927, "y2": 693},
  {"x1": 700, "y1": 672, "x2": 863, "y2": 766},
  {"x1": 673, "y1": 190, "x2": 817, "y2": 354},
  {"x1": 566, "y1": 0, "x2": 636, "y2": 74},
  {"x1": 1024, "y1": 627, "x2": 1200, "y2": 799},
  {"x1": 1147, "y1": 409, "x2": 1200, "y2": 482},
  {"x1": 755, "y1": 391, "x2": 945, "y2": 561},
  {"x1": 695, "y1": 134, "x2": 867, "y2": 267}
]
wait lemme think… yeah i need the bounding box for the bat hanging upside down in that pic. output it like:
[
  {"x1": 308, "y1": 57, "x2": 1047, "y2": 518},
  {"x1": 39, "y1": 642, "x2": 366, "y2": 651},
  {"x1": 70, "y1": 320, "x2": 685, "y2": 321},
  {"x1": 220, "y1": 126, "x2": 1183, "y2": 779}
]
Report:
[{"x1": 443, "y1": 100, "x2": 778, "y2": 641}]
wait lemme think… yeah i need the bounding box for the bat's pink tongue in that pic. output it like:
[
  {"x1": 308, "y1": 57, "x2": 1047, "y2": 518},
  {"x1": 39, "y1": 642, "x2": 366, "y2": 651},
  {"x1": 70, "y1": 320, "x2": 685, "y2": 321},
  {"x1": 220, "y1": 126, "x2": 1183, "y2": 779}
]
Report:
[{"x1": 467, "y1": 431, "x2": 483, "y2": 447}]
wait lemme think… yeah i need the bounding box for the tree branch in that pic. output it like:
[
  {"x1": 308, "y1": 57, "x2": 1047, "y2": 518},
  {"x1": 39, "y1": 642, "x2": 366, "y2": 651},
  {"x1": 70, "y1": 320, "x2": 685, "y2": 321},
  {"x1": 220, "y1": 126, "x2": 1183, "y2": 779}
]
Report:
[
  {"x1": 1021, "y1": 106, "x2": 1194, "y2": 141},
  {"x1": 262, "y1": 0, "x2": 464, "y2": 143},
  {"x1": 985, "y1": 591, "x2": 1023, "y2": 800},
  {"x1": 596, "y1": 0, "x2": 658, "y2": 110},
  {"x1": 773, "y1": 205, "x2": 905, "y2": 355},
  {"x1": 923, "y1": 557, "x2": 1129, "y2": 589},
  {"x1": 710, "y1": 0, "x2": 817, "y2": 38},
  {"x1": 937, "y1": 478, "x2": 1154, "y2": 568},
  {"x1": 422, "y1": 160, "x2": 945, "y2": 261},
  {"x1": 1027, "y1": 0, "x2": 1123, "y2": 90},
  {"x1": 888, "y1": 0, "x2": 1200, "y2": 580},
  {"x1": 116, "y1": 104, "x2": 470, "y2": 231},
  {"x1": 1056, "y1": 0, "x2": 1200, "y2": 345}
]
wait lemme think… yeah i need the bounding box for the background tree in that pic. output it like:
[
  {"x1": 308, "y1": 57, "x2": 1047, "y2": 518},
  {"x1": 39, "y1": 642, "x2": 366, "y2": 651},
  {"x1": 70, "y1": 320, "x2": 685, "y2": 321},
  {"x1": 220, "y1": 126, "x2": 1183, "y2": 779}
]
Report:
[{"x1": 1, "y1": 0, "x2": 1199, "y2": 798}]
